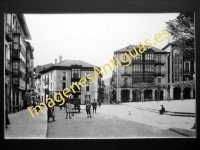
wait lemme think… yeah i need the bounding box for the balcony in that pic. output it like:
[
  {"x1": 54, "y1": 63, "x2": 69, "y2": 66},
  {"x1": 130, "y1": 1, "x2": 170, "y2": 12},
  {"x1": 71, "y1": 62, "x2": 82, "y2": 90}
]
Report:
[
  {"x1": 155, "y1": 59, "x2": 165, "y2": 65},
  {"x1": 6, "y1": 23, "x2": 12, "y2": 42},
  {"x1": 71, "y1": 77, "x2": 80, "y2": 82},
  {"x1": 12, "y1": 50, "x2": 20, "y2": 59},
  {"x1": 13, "y1": 78, "x2": 26, "y2": 90},
  {"x1": 5, "y1": 59, "x2": 12, "y2": 73},
  {"x1": 43, "y1": 78, "x2": 49, "y2": 83},
  {"x1": 184, "y1": 70, "x2": 195, "y2": 75},
  {"x1": 154, "y1": 71, "x2": 166, "y2": 76},
  {"x1": 121, "y1": 72, "x2": 131, "y2": 77}
]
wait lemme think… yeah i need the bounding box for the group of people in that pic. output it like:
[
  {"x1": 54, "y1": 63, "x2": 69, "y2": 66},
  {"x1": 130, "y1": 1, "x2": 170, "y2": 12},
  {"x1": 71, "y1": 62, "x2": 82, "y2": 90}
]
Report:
[
  {"x1": 47, "y1": 99, "x2": 102, "y2": 121},
  {"x1": 85, "y1": 99, "x2": 101, "y2": 118}
]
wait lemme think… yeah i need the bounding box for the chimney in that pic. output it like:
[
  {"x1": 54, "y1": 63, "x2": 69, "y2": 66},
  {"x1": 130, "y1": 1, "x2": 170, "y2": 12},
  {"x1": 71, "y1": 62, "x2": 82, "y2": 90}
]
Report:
[
  {"x1": 59, "y1": 55, "x2": 62, "y2": 63},
  {"x1": 55, "y1": 59, "x2": 57, "y2": 64}
]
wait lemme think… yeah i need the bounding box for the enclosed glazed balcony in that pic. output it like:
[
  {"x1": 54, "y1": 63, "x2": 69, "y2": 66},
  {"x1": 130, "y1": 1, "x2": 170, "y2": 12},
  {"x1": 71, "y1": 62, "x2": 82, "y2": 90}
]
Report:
[
  {"x1": 6, "y1": 23, "x2": 12, "y2": 42},
  {"x1": 5, "y1": 59, "x2": 11, "y2": 73}
]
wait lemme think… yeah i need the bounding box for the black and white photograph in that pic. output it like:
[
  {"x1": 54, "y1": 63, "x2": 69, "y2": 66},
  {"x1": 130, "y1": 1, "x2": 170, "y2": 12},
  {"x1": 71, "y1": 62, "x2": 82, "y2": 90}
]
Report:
[{"x1": 4, "y1": 12, "x2": 196, "y2": 139}]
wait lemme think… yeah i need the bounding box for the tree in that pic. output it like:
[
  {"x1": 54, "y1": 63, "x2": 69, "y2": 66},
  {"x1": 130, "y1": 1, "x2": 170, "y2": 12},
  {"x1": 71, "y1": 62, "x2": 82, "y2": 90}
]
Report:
[{"x1": 166, "y1": 13, "x2": 194, "y2": 56}]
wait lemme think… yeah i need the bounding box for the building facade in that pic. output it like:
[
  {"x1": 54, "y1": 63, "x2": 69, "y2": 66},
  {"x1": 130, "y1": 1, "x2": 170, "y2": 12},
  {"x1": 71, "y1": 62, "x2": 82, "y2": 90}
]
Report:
[
  {"x1": 35, "y1": 56, "x2": 102, "y2": 105},
  {"x1": 162, "y1": 43, "x2": 195, "y2": 100},
  {"x1": 4, "y1": 14, "x2": 34, "y2": 113},
  {"x1": 34, "y1": 63, "x2": 54, "y2": 103},
  {"x1": 112, "y1": 45, "x2": 169, "y2": 102}
]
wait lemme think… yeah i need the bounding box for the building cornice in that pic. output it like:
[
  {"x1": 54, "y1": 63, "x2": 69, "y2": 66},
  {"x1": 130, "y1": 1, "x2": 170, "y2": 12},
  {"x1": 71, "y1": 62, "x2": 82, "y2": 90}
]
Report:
[{"x1": 16, "y1": 14, "x2": 32, "y2": 40}]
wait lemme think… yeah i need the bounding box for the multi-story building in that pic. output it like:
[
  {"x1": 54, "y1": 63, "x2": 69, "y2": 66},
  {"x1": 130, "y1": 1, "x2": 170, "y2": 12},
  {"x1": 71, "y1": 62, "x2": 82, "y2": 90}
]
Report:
[
  {"x1": 162, "y1": 42, "x2": 195, "y2": 100},
  {"x1": 4, "y1": 14, "x2": 34, "y2": 113},
  {"x1": 35, "y1": 56, "x2": 102, "y2": 104},
  {"x1": 112, "y1": 45, "x2": 169, "y2": 102},
  {"x1": 25, "y1": 42, "x2": 35, "y2": 106},
  {"x1": 34, "y1": 63, "x2": 54, "y2": 102}
]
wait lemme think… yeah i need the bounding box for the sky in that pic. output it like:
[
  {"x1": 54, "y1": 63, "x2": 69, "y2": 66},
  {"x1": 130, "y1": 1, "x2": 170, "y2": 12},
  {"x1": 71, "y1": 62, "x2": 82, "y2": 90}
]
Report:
[{"x1": 24, "y1": 13, "x2": 179, "y2": 79}]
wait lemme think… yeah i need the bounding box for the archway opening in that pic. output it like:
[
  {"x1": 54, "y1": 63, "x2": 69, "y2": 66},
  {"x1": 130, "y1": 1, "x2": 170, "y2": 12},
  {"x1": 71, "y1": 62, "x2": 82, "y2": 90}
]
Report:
[
  {"x1": 144, "y1": 90, "x2": 152, "y2": 101},
  {"x1": 121, "y1": 90, "x2": 130, "y2": 102},
  {"x1": 174, "y1": 88, "x2": 181, "y2": 100},
  {"x1": 155, "y1": 90, "x2": 163, "y2": 101},
  {"x1": 132, "y1": 90, "x2": 140, "y2": 102},
  {"x1": 184, "y1": 87, "x2": 191, "y2": 99}
]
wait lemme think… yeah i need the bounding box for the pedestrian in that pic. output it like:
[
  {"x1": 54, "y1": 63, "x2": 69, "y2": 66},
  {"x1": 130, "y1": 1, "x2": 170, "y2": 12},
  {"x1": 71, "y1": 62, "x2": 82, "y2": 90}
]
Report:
[
  {"x1": 5, "y1": 106, "x2": 10, "y2": 128},
  {"x1": 65, "y1": 100, "x2": 72, "y2": 119},
  {"x1": 32, "y1": 101, "x2": 36, "y2": 109},
  {"x1": 21, "y1": 100, "x2": 23, "y2": 110},
  {"x1": 86, "y1": 100, "x2": 92, "y2": 118},
  {"x1": 47, "y1": 101, "x2": 56, "y2": 122},
  {"x1": 159, "y1": 105, "x2": 165, "y2": 115},
  {"x1": 98, "y1": 99, "x2": 102, "y2": 108},
  {"x1": 71, "y1": 102, "x2": 74, "y2": 116},
  {"x1": 92, "y1": 99, "x2": 97, "y2": 114}
]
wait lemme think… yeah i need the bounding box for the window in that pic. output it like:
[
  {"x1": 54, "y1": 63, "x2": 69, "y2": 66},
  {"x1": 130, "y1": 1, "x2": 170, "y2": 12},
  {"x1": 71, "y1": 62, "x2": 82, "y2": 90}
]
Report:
[
  {"x1": 124, "y1": 77, "x2": 128, "y2": 85},
  {"x1": 123, "y1": 55, "x2": 127, "y2": 61},
  {"x1": 63, "y1": 72, "x2": 66, "y2": 80},
  {"x1": 13, "y1": 77, "x2": 19, "y2": 84},
  {"x1": 174, "y1": 73, "x2": 183, "y2": 82},
  {"x1": 86, "y1": 86, "x2": 89, "y2": 91},
  {"x1": 157, "y1": 55, "x2": 161, "y2": 62},
  {"x1": 51, "y1": 83, "x2": 52, "y2": 90},
  {"x1": 86, "y1": 73, "x2": 90, "y2": 81},
  {"x1": 158, "y1": 78, "x2": 161, "y2": 83},
  {"x1": 133, "y1": 64, "x2": 143, "y2": 72},
  {"x1": 13, "y1": 61, "x2": 18, "y2": 69},
  {"x1": 62, "y1": 82, "x2": 66, "y2": 90},
  {"x1": 72, "y1": 69, "x2": 81, "y2": 78},
  {"x1": 145, "y1": 76, "x2": 154, "y2": 83},
  {"x1": 124, "y1": 66, "x2": 128, "y2": 73},
  {"x1": 145, "y1": 65, "x2": 154, "y2": 72},
  {"x1": 185, "y1": 62, "x2": 190, "y2": 72},
  {"x1": 145, "y1": 53, "x2": 154, "y2": 60}
]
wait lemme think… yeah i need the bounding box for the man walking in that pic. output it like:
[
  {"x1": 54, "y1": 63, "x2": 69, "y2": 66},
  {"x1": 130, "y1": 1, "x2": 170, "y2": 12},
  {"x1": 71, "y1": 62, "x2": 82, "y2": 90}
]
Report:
[
  {"x1": 86, "y1": 100, "x2": 92, "y2": 118},
  {"x1": 47, "y1": 101, "x2": 56, "y2": 122},
  {"x1": 65, "y1": 100, "x2": 72, "y2": 119},
  {"x1": 71, "y1": 102, "x2": 74, "y2": 116},
  {"x1": 92, "y1": 99, "x2": 97, "y2": 114},
  {"x1": 98, "y1": 99, "x2": 102, "y2": 108}
]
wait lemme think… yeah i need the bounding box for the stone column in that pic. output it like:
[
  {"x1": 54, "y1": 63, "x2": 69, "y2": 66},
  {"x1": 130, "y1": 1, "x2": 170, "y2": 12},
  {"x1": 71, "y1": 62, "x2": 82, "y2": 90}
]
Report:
[
  {"x1": 130, "y1": 89, "x2": 132, "y2": 102},
  {"x1": 19, "y1": 91, "x2": 21, "y2": 110},
  {"x1": 181, "y1": 90, "x2": 184, "y2": 100},
  {"x1": 170, "y1": 86, "x2": 174, "y2": 100},
  {"x1": 190, "y1": 89, "x2": 194, "y2": 99},
  {"x1": 141, "y1": 91, "x2": 144, "y2": 102},
  {"x1": 152, "y1": 89, "x2": 155, "y2": 101},
  {"x1": 117, "y1": 88, "x2": 121, "y2": 102}
]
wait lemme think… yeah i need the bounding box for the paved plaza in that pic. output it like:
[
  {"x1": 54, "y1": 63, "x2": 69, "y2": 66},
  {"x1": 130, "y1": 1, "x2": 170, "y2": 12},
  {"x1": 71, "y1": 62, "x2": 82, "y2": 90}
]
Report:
[{"x1": 5, "y1": 99, "x2": 196, "y2": 138}]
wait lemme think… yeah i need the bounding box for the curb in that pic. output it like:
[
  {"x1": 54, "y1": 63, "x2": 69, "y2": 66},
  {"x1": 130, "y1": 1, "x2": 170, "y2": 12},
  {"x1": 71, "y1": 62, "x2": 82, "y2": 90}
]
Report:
[{"x1": 169, "y1": 128, "x2": 196, "y2": 137}]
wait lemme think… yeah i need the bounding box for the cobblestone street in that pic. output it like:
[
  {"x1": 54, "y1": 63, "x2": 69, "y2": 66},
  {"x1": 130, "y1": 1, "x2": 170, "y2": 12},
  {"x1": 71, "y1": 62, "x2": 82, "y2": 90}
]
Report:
[{"x1": 47, "y1": 105, "x2": 184, "y2": 138}]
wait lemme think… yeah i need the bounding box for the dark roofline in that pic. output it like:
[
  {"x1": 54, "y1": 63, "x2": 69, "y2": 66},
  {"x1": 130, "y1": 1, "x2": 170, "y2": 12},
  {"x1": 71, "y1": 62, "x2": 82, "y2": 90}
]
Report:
[
  {"x1": 114, "y1": 45, "x2": 169, "y2": 54},
  {"x1": 39, "y1": 65, "x2": 101, "y2": 74},
  {"x1": 162, "y1": 43, "x2": 174, "y2": 50}
]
